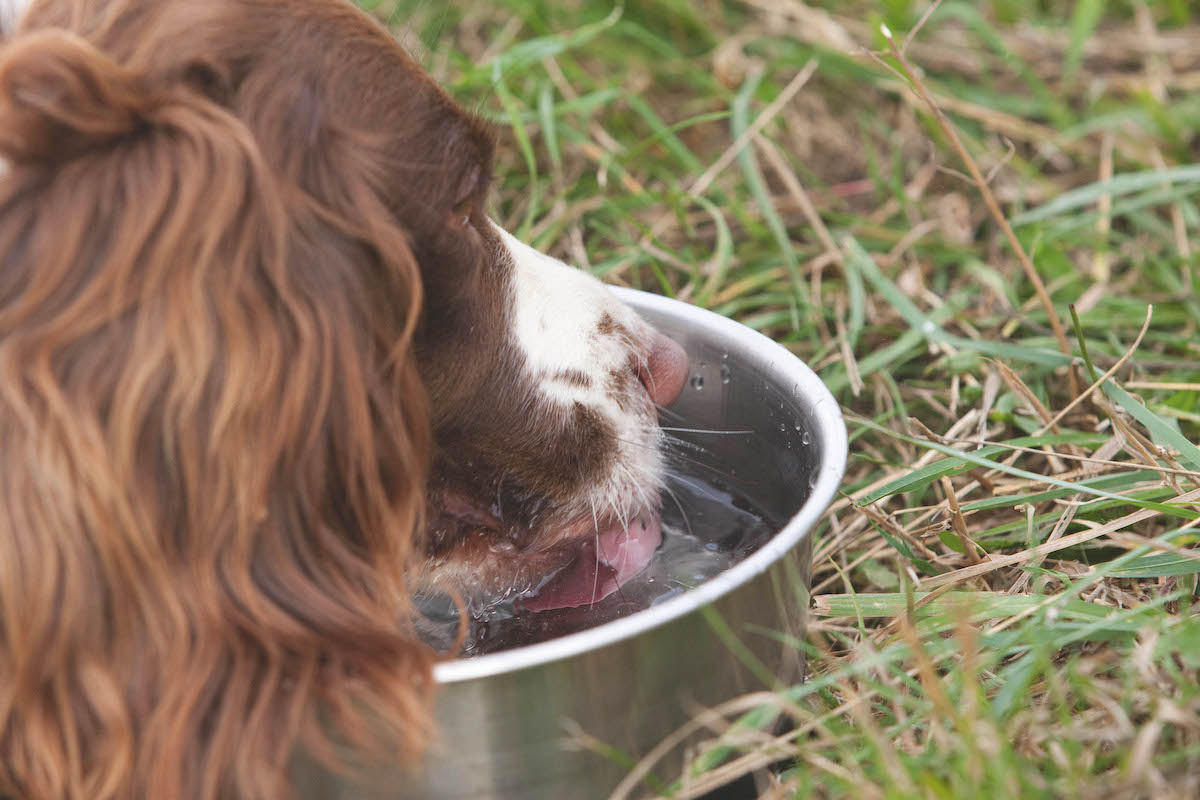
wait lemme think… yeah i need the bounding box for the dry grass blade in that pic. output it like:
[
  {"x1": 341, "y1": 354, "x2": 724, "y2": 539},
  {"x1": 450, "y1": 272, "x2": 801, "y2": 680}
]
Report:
[
  {"x1": 940, "y1": 475, "x2": 981, "y2": 564},
  {"x1": 920, "y1": 486, "x2": 1200, "y2": 590},
  {"x1": 686, "y1": 59, "x2": 818, "y2": 201},
  {"x1": 880, "y1": 24, "x2": 1079, "y2": 397},
  {"x1": 753, "y1": 133, "x2": 840, "y2": 260},
  {"x1": 1036, "y1": 304, "x2": 1154, "y2": 436}
]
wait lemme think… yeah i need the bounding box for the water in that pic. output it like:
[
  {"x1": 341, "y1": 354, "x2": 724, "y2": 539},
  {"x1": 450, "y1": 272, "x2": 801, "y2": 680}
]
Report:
[{"x1": 415, "y1": 470, "x2": 775, "y2": 658}]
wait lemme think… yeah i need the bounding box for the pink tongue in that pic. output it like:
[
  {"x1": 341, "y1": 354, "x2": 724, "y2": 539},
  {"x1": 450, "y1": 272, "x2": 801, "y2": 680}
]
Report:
[{"x1": 520, "y1": 516, "x2": 663, "y2": 612}]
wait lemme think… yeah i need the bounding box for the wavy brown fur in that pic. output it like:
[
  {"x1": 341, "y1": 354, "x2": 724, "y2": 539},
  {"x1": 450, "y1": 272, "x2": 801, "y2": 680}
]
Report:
[{"x1": 0, "y1": 1, "x2": 437, "y2": 797}]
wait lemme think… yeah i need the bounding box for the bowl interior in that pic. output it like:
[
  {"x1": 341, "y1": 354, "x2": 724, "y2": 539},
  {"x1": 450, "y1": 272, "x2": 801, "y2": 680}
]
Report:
[{"x1": 433, "y1": 290, "x2": 846, "y2": 683}]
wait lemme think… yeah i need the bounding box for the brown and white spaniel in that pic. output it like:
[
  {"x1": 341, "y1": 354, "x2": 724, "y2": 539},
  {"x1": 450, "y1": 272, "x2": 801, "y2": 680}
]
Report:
[{"x1": 0, "y1": 0, "x2": 688, "y2": 798}]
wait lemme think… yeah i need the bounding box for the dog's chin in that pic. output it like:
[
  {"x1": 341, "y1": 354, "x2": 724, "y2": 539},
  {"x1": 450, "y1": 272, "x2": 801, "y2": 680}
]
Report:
[{"x1": 418, "y1": 504, "x2": 663, "y2": 613}]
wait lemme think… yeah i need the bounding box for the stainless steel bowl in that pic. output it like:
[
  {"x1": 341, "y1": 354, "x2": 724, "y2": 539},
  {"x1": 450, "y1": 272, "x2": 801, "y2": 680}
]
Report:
[{"x1": 298, "y1": 289, "x2": 847, "y2": 799}]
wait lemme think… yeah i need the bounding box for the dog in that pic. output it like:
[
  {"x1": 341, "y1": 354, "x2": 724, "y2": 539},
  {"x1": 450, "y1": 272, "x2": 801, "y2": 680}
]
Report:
[{"x1": 0, "y1": 0, "x2": 688, "y2": 797}]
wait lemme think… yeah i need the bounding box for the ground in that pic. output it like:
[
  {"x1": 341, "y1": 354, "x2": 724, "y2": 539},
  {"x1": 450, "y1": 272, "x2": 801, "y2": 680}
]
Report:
[{"x1": 372, "y1": 1, "x2": 1200, "y2": 797}]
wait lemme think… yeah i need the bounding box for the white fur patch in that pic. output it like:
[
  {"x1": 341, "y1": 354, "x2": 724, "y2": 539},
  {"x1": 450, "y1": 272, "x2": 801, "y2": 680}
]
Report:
[
  {"x1": 496, "y1": 225, "x2": 640, "y2": 401},
  {"x1": 493, "y1": 222, "x2": 664, "y2": 520}
]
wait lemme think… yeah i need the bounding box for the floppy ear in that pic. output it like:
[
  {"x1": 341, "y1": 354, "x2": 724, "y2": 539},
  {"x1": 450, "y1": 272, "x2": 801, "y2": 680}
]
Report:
[{"x1": 0, "y1": 28, "x2": 431, "y2": 800}]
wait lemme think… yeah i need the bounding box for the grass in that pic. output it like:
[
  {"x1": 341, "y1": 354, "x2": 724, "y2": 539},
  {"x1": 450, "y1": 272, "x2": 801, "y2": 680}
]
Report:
[{"x1": 369, "y1": 1, "x2": 1199, "y2": 797}]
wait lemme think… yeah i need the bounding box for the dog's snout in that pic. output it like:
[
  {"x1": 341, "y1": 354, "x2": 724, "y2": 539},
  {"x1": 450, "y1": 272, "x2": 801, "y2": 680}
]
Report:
[{"x1": 636, "y1": 332, "x2": 688, "y2": 407}]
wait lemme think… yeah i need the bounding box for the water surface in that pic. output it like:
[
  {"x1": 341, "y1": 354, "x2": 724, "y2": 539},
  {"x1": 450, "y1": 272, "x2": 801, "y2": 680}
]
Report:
[{"x1": 416, "y1": 463, "x2": 776, "y2": 657}]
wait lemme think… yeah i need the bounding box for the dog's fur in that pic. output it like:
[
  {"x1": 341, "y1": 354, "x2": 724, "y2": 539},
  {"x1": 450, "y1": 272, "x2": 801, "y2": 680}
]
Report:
[{"x1": 0, "y1": 1, "x2": 686, "y2": 798}]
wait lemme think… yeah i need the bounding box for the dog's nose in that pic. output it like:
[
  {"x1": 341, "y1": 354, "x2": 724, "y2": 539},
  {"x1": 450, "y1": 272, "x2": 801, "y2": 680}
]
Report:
[{"x1": 638, "y1": 332, "x2": 688, "y2": 407}]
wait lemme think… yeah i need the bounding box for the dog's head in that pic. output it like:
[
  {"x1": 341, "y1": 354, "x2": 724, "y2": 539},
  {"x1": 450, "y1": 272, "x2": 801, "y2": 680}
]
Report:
[{"x1": 0, "y1": 0, "x2": 686, "y2": 798}]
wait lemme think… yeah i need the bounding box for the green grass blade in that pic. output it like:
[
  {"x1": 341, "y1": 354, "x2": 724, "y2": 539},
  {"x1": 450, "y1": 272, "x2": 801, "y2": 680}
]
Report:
[
  {"x1": 464, "y1": 3, "x2": 623, "y2": 81},
  {"x1": 1012, "y1": 165, "x2": 1200, "y2": 226},
  {"x1": 731, "y1": 71, "x2": 806, "y2": 313},
  {"x1": 1108, "y1": 552, "x2": 1200, "y2": 579},
  {"x1": 857, "y1": 433, "x2": 1110, "y2": 505},
  {"x1": 1102, "y1": 380, "x2": 1200, "y2": 472},
  {"x1": 851, "y1": 415, "x2": 1199, "y2": 519},
  {"x1": 813, "y1": 591, "x2": 1118, "y2": 621},
  {"x1": 843, "y1": 236, "x2": 1074, "y2": 367},
  {"x1": 1064, "y1": 0, "x2": 1106, "y2": 82}
]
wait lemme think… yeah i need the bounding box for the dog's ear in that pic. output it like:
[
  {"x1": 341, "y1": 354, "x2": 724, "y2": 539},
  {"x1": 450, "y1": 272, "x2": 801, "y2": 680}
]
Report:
[{"x1": 0, "y1": 29, "x2": 432, "y2": 800}]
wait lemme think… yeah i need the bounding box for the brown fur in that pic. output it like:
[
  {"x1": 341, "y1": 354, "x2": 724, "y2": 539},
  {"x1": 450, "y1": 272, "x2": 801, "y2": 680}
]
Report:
[
  {"x1": 0, "y1": 1, "x2": 454, "y2": 798},
  {"x1": 0, "y1": 1, "x2": 665, "y2": 797}
]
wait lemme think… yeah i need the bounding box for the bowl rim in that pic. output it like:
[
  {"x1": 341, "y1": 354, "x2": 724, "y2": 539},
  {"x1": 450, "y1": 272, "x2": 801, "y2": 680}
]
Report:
[{"x1": 433, "y1": 289, "x2": 847, "y2": 684}]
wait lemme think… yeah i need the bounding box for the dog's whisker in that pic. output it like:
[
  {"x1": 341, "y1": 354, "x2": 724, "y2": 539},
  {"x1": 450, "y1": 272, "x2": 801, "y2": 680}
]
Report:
[
  {"x1": 659, "y1": 426, "x2": 753, "y2": 436},
  {"x1": 659, "y1": 483, "x2": 694, "y2": 539},
  {"x1": 660, "y1": 450, "x2": 739, "y2": 483},
  {"x1": 613, "y1": 432, "x2": 736, "y2": 484},
  {"x1": 664, "y1": 471, "x2": 724, "y2": 504},
  {"x1": 659, "y1": 431, "x2": 718, "y2": 453},
  {"x1": 616, "y1": 434, "x2": 673, "y2": 453},
  {"x1": 655, "y1": 405, "x2": 688, "y2": 423},
  {"x1": 589, "y1": 497, "x2": 601, "y2": 608}
]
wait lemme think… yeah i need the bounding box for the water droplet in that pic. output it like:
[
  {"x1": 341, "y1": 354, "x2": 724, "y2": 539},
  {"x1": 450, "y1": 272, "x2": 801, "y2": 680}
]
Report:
[
  {"x1": 779, "y1": 422, "x2": 787, "y2": 432},
  {"x1": 690, "y1": 374, "x2": 704, "y2": 390},
  {"x1": 801, "y1": 431, "x2": 811, "y2": 446},
  {"x1": 721, "y1": 352, "x2": 729, "y2": 360},
  {"x1": 719, "y1": 364, "x2": 732, "y2": 384}
]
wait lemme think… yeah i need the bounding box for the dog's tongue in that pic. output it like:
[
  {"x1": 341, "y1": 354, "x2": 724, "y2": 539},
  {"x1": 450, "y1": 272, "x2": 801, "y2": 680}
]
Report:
[{"x1": 520, "y1": 516, "x2": 662, "y2": 612}]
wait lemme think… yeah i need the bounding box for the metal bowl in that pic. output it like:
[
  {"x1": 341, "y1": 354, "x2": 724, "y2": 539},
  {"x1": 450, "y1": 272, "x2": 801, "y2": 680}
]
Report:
[{"x1": 298, "y1": 289, "x2": 847, "y2": 799}]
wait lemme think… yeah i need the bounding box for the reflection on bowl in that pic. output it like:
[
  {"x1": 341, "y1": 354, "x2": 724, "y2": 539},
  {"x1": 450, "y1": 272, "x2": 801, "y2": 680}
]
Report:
[{"x1": 295, "y1": 289, "x2": 847, "y2": 800}]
